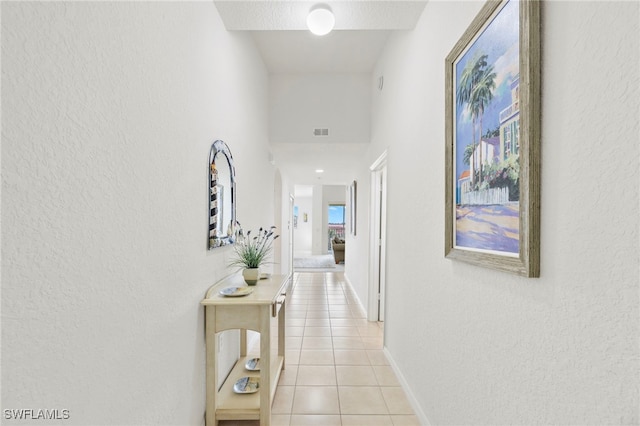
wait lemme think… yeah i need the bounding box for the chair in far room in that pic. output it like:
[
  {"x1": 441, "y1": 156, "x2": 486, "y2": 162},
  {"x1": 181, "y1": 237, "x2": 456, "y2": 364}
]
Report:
[{"x1": 331, "y1": 236, "x2": 345, "y2": 264}]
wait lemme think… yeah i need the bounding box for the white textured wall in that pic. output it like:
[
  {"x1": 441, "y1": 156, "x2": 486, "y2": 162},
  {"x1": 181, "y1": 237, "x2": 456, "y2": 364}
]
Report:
[
  {"x1": 366, "y1": 1, "x2": 640, "y2": 424},
  {"x1": 269, "y1": 73, "x2": 371, "y2": 144},
  {"x1": 311, "y1": 185, "x2": 325, "y2": 255},
  {"x1": 294, "y1": 195, "x2": 313, "y2": 256},
  {"x1": 344, "y1": 164, "x2": 372, "y2": 319},
  {"x1": 2, "y1": 2, "x2": 271, "y2": 425}
]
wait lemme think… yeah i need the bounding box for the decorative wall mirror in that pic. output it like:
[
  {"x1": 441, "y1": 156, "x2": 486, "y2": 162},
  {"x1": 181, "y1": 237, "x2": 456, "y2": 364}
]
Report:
[{"x1": 208, "y1": 140, "x2": 236, "y2": 249}]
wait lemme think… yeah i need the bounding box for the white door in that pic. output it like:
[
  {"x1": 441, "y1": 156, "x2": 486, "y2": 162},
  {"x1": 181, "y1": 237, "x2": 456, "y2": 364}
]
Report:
[{"x1": 369, "y1": 152, "x2": 388, "y2": 322}]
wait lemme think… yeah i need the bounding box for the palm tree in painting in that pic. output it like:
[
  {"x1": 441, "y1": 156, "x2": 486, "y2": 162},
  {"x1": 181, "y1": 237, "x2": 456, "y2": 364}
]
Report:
[
  {"x1": 457, "y1": 53, "x2": 483, "y2": 187},
  {"x1": 463, "y1": 143, "x2": 474, "y2": 166},
  {"x1": 470, "y1": 63, "x2": 496, "y2": 184},
  {"x1": 457, "y1": 52, "x2": 497, "y2": 188}
]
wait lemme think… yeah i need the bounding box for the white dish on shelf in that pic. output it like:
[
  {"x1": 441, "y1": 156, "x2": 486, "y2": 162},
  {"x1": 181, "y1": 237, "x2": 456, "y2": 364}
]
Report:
[
  {"x1": 260, "y1": 273, "x2": 271, "y2": 280},
  {"x1": 245, "y1": 357, "x2": 260, "y2": 371},
  {"x1": 233, "y1": 376, "x2": 259, "y2": 394},
  {"x1": 219, "y1": 286, "x2": 254, "y2": 297}
]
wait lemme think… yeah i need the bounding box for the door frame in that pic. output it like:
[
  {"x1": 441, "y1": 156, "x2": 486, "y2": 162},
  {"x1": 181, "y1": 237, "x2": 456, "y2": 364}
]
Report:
[{"x1": 368, "y1": 150, "x2": 388, "y2": 321}]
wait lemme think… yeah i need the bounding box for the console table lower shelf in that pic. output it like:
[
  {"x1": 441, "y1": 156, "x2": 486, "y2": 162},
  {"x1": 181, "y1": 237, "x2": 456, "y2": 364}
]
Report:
[{"x1": 215, "y1": 355, "x2": 284, "y2": 421}]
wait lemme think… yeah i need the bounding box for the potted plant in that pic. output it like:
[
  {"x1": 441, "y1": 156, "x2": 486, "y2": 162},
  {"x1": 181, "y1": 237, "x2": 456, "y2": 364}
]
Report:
[{"x1": 230, "y1": 226, "x2": 279, "y2": 285}]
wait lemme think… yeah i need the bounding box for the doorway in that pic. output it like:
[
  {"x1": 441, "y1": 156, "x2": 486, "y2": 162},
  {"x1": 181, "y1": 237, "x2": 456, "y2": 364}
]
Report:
[
  {"x1": 369, "y1": 151, "x2": 387, "y2": 322},
  {"x1": 327, "y1": 204, "x2": 346, "y2": 250}
]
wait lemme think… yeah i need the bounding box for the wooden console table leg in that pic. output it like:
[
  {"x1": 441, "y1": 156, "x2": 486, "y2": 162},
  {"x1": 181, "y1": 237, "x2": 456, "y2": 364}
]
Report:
[
  {"x1": 278, "y1": 299, "x2": 285, "y2": 366},
  {"x1": 259, "y1": 306, "x2": 271, "y2": 426},
  {"x1": 205, "y1": 306, "x2": 218, "y2": 426}
]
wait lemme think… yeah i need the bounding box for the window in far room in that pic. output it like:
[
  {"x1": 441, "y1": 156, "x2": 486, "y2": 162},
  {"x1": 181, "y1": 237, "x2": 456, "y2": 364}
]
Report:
[{"x1": 328, "y1": 204, "x2": 346, "y2": 250}]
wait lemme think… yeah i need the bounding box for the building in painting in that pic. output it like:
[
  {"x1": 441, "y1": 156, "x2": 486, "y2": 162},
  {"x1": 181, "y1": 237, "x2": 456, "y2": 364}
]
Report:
[
  {"x1": 458, "y1": 137, "x2": 500, "y2": 204},
  {"x1": 471, "y1": 136, "x2": 501, "y2": 173},
  {"x1": 499, "y1": 74, "x2": 520, "y2": 160},
  {"x1": 457, "y1": 170, "x2": 471, "y2": 204}
]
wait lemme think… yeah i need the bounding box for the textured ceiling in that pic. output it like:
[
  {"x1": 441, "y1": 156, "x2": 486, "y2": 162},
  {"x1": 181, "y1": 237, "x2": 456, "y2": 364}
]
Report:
[
  {"x1": 251, "y1": 30, "x2": 391, "y2": 73},
  {"x1": 214, "y1": 1, "x2": 428, "y2": 31},
  {"x1": 270, "y1": 142, "x2": 370, "y2": 185},
  {"x1": 214, "y1": 1, "x2": 427, "y2": 73}
]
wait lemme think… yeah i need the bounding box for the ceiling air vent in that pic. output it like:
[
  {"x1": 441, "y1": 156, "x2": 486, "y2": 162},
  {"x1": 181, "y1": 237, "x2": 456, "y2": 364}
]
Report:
[{"x1": 313, "y1": 128, "x2": 329, "y2": 136}]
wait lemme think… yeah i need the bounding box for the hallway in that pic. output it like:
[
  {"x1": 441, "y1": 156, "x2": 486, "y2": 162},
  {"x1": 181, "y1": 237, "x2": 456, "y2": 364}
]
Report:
[{"x1": 222, "y1": 272, "x2": 419, "y2": 426}]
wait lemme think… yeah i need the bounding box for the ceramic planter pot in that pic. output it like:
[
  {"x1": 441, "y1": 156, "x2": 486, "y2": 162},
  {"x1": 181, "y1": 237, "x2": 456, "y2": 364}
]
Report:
[{"x1": 242, "y1": 267, "x2": 260, "y2": 285}]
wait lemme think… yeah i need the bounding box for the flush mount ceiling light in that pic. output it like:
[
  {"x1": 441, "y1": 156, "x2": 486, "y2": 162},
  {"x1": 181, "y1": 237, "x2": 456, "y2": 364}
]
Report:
[
  {"x1": 306, "y1": 5, "x2": 335, "y2": 36},
  {"x1": 315, "y1": 169, "x2": 324, "y2": 173}
]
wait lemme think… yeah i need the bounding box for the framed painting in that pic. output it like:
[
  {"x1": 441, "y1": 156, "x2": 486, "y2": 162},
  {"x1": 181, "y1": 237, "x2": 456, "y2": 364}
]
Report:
[{"x1": 445, "y1": 0, "x2": 540, "y2": 277}]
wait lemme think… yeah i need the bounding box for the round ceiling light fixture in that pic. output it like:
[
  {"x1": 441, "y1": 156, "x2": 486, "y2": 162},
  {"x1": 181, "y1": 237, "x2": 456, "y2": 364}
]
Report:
[{"x1": 306, "y1": 5, "x2": 335, "y2": 36}]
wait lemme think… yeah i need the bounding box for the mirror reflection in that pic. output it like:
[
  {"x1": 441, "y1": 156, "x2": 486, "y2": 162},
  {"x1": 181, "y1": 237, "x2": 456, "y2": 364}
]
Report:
[{"x1": 209, "y1": 140, "x2": 236, "y2": 249}]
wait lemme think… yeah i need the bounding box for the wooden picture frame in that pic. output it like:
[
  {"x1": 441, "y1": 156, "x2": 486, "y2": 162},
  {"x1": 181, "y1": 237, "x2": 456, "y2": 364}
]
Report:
[
  {"x1": 350, "y1": 180, "x2": 357, "y2": 236},
  {"x1": 445, "y1": 0, "x2": 540, "y2": 277}
]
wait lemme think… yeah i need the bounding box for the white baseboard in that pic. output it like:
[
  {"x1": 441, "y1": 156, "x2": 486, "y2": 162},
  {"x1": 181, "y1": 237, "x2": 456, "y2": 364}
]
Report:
[
  {"x1": 342, "y1": 273, "x2": 368, "y2": 318},
  {"x1": 383, "y1": 346, "x2": 432, "y2": 426}
]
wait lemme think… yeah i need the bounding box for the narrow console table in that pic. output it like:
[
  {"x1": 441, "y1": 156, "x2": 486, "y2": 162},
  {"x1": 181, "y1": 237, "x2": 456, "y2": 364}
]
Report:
[{"x1": 201, "y1": 274, "x2": 290, "y2": 426}]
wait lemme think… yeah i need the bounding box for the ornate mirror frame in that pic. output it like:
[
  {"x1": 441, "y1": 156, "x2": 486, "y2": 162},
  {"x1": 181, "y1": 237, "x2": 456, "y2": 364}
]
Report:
[{"x1": 208, "y1": 140, "x2": 236, "y2": 250}]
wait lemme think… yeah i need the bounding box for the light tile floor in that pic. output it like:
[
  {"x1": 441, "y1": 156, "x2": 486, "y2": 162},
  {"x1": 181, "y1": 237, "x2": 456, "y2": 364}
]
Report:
[{"x1": 219, "y1": 272, "x2": 419, "y2": 426}]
